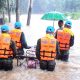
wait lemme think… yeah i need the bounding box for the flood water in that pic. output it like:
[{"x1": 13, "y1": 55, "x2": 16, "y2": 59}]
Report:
[{"x1": 0, "y1": 14, "x2": 80, "y2": 80}]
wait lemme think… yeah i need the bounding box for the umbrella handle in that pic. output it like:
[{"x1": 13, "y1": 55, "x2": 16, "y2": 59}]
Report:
[{"x1": 53, "y1": 21, "x2": 54, "y2": 26}]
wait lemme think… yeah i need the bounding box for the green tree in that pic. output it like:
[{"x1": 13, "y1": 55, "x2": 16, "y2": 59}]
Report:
[{"x1": 0, "y1": 0, "x2": 6, "y2": 12}]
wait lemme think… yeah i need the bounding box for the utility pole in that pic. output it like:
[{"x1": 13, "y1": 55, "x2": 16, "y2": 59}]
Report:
[
  {"x1": 16, "y1": 0, "x2": 19, "y2": 21},
  {"x1": 27, "y1": 0, "x2": 32, "y2": 26},
  {"x1": 7, "y1": 0, "x2": 11, "y2": 22}
]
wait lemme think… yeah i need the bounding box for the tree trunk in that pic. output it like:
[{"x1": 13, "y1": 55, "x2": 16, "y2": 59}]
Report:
[
  {"x1": 7, "y1": 0, "x2": 11, "y2": 22},
  {"x1": 3, "y1": 11, "x2": 5, "y2": 24},
  {"x1": 27, "y1": 0, "x2": 32, "y2": 26},
  {"x1": 16, "y1": 0, "x2": 19, "y2": 22}
]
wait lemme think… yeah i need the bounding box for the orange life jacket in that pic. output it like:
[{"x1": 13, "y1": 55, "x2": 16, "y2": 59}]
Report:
[
  {"x1": 57, "y1": 30, "x2": 71, "y2": 50},
  {"x1": 40, "y1": 37, "x2": 56, "y2": 61},
  {"x1": 0, "y1": 33, "x2": 13, "y2": 58},
  {"x1": 10, "y1": 29, "x2": 22, "y2": 49}
]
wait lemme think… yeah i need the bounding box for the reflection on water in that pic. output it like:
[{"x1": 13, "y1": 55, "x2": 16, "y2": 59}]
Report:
[{"x1": 0, "y1": 15, "x2": 80, "y2": 80}]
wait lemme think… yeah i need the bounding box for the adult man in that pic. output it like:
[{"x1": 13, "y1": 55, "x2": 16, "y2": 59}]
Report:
[
  {"x1": 55, "y1": 20, "x2": 64, "y2": 35},
  {"x1": 0, "y1": 25, "x2": 17, "y2": 71},
  {"x1": 36, "y1": 26, "x2": 60, "y2": 71},
  {"x1": 10, "y1": 22, "x2": 30, "y2": 59},
  {"x1": 57, "y1": 20, "x2": 64, "y2": 30},
  {"x1": 55, "y1": 20, "x2": 74, "y2": 61}
]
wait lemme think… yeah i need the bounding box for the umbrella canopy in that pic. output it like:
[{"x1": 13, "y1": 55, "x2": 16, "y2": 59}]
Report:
[{"x1": 41, "y1": 11, "x2": 67, "y2": 21}]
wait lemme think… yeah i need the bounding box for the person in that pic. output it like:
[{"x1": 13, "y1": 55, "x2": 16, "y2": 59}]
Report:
[
  {"x1": 10, "y1": 22, "x2": 31, "y2": 59},
  {"x1": 55, "y1": 20, "x2": 74, "y2": 61},
  {"x1": 57, "y1": 20, "x2": 64, "y2": 30},
  {"x1": 55, "y1": 20, "x2": 64, "y2": 37},
  {"x1": 0, "y1": 25, "x2": 17, "y2": 71},
  {"x1": 36, "y1": 26, "x2": 60, "y2": 71},
  {"x1": 55, "y1": 20, "x2": 64, "y2": 35}
]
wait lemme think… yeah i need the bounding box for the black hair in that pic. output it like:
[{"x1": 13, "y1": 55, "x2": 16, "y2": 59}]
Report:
[
  {"x1": 64, "y1": 24, "x2": 71, "y2": 28},
  {"x1": 15, "y1": 27, "x2": 21, "y2": 29},
  {"x1": 2, "y1": 31, "x2": 8, "y2": 33},
  {"x1": 58, "y1": 20, "x2": 63, "y2": 24}
]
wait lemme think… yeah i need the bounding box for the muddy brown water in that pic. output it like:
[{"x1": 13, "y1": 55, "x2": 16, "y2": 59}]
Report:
[
  {"x1": 0, "y1": 55, "x2": 80, "y2": 80},
  {"x1": 0, "y1": 17, "x2": 80, "y2": 80}
]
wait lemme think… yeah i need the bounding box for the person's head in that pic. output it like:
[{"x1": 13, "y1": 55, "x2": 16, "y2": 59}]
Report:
[
  {"x1": 64, "y1": 20, "x2": 72, "y2": 29},
  {"x1": 15, "y1": 22, "x2": 21, "y2": 29},
  {"x1": 58, "y1": 20, "x2": 64, "y2": 28},
  {"x1": 46, "y1": 26, "x2": 55, "y2": 34},
  {"x1": 1, "y1": 25, "x2": 9, "y2": 33}
]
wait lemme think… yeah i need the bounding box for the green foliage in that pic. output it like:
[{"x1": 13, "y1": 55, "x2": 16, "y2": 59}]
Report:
[
  {"x1": 4, "y1": 17, "x2": 8, "y2": 23},
  {"x1": 0, "y1": 0, "x2": 6, "y2": 10},
  {"x1": 65, "y1": 12, "x2": 80, "y2": 20},
  {"x1": 71, "y1": 12, "x2": 80, "y2": 20},
  {"x1": 1, "y1": 0, "x2": 80, "y2": 15},
  {"x1": 18, "y1": 0, "x2": 80, "y2": 14}
]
